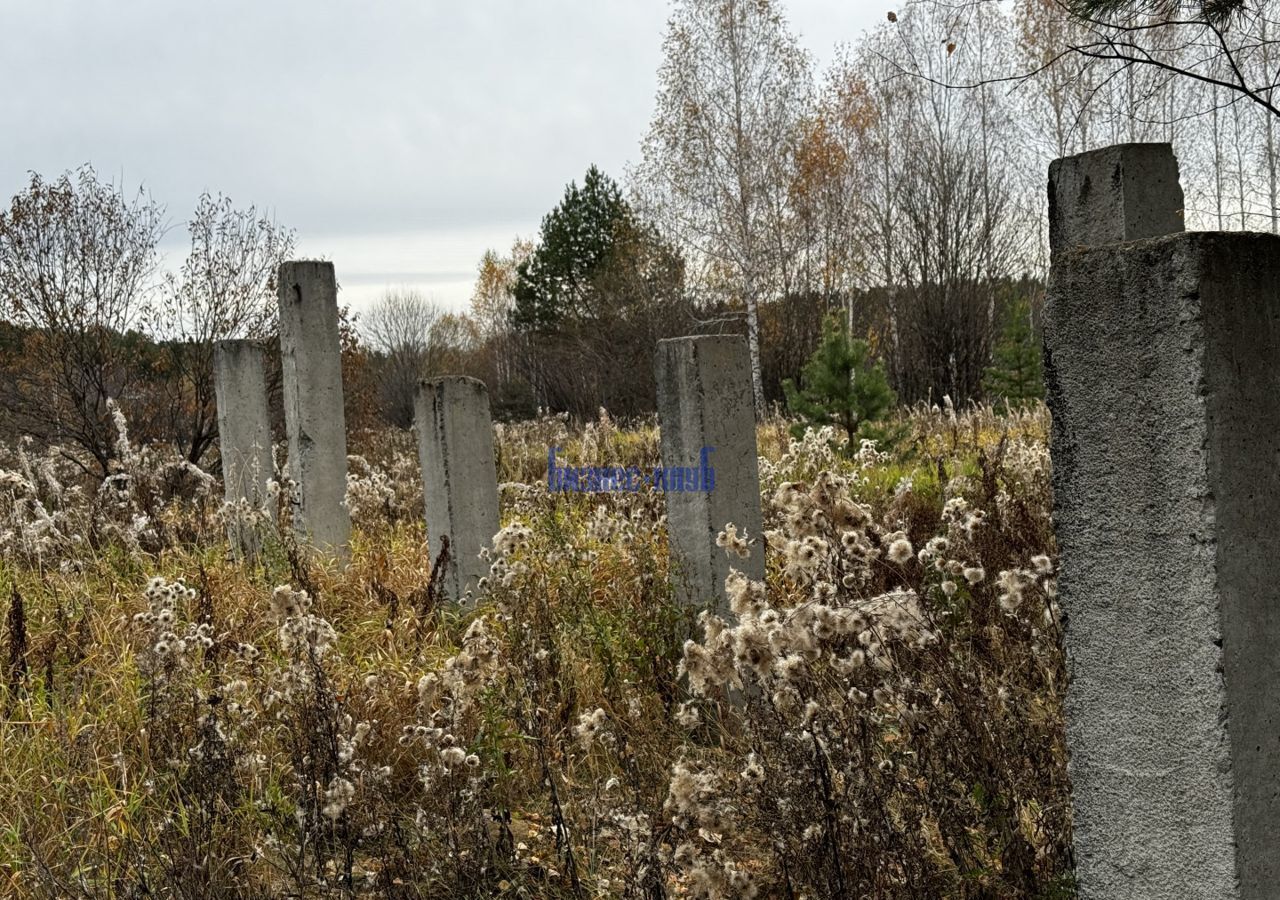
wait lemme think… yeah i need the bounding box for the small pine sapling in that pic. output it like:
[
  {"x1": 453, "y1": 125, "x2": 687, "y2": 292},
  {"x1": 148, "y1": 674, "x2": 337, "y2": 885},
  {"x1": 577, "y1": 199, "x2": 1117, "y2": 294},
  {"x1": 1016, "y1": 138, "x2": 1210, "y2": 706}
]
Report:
[
  {"x1": 983, "y1": 298, "x2": 1044, "y2": 409},
  {"x1": 783, "y1": 315, "x2": 896, "y2": 451}
]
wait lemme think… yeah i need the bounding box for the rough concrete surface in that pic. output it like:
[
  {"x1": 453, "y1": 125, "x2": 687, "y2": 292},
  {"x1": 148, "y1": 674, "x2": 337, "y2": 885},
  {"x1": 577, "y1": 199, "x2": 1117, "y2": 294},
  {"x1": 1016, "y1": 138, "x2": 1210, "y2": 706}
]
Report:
[
  {"x1": 277, "y1": 260, "x2": 352, "y2": 555},
  {"x1": 415, "y1": 376, "x2": 500, "y2": 603},
  {"x1": 1045, "y1": 231, "x2": 1280, "y2": 900},
  {"x1": 1048, "y1": 143, "x2": 1185, "y2": 259},
  {"x1": 213, "y1": 339, "x2": 273, "y2": 558},
  {"x1": 655, "y1": 335, "x2": 765, "y2": 611}
]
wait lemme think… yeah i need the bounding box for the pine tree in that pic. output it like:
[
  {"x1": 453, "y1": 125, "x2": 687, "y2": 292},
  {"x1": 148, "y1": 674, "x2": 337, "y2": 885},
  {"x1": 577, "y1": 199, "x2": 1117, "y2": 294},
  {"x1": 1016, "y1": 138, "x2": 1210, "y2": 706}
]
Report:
[
  {"x1": 783, "y1": 315, "x2": 896, "y2": 449},
  {"x1": 983, "y1": 298, "x2": 1044, "y2": 407},
  {"x1": 1069, "y1": 0, "x2": 1243, "y2": 23},
  {"x1": 511, "y1": 166, "x2": 630, "y2": 332}
]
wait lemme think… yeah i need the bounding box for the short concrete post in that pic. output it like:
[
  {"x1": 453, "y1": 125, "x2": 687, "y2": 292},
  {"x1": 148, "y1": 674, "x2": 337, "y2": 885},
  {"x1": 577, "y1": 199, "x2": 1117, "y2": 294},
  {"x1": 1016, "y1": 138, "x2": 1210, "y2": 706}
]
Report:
[
  {"x1": 276, "y1": 260, "x2": 351, "y2": 555},
  {"x1": 655, "y1": 335, "x2": 764, "y2": 611},
  {"x1": 1048, "y1": 142, "x2": 1184, "y2": 259},
  {"x1": 213, "y1": 339, "x2": 273, "y2": 558},
  {"x1": 1045, "y1": 142, "x2": 1280, "y2": 898},
  {"x1": 415, "y1": 376, "x2": 500, "y2": 603}
]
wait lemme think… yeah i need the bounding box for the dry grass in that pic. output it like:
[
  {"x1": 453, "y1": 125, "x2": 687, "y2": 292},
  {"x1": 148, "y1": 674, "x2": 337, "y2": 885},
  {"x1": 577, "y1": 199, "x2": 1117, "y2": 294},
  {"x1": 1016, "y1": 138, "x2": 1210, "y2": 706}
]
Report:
[{"x1": 0, "y1": 402, "x2": 1072, "y2": 898}]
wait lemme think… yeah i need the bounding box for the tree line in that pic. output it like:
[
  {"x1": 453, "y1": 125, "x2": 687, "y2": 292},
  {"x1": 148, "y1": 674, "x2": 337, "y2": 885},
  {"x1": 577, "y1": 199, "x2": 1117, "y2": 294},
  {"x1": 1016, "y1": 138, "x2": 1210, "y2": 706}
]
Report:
[
  {"x1": 459, "y1": 0, "x2": 1280, "y2": 421},
  {"x1": 2, "y1": 0, "x2": 1273, "y2": 473}
]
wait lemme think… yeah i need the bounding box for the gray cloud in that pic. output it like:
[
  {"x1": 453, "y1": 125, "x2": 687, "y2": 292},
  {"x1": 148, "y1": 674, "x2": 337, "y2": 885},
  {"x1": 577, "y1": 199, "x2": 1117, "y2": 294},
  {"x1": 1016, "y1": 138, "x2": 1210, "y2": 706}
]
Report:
[{"x1": 1, "y1": 0, "x2": 884, "y2": 308}]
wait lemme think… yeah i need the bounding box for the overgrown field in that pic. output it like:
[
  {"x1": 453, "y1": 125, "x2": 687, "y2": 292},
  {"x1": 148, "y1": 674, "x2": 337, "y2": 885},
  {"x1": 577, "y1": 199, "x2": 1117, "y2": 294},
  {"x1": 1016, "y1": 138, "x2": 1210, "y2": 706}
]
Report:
[{"x1": 0, "y1": 403, "x2": 1072, "y2": 898}]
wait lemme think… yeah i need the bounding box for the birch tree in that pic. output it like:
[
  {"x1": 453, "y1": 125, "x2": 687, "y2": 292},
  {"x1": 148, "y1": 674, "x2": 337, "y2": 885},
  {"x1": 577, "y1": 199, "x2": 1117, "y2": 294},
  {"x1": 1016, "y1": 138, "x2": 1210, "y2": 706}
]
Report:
[
  {"x1": 789, "y1": 56, "x2": 877, "y2": 333},
  {"x1": 636, "y1": 0, "x2": 811, "y2": 415},
  {"x1": 1015, "y1": 0, "x2": 1103, "y2": 159},
  {"x1": 930, "y1": 0, "x2": 1280, "y2": 117},
  {"x1": 469, "y1": 238, "x2": 530, "y2": 392},
  {"x1": 858, "y1": 6, "x2": 1035, "y2": 403}
]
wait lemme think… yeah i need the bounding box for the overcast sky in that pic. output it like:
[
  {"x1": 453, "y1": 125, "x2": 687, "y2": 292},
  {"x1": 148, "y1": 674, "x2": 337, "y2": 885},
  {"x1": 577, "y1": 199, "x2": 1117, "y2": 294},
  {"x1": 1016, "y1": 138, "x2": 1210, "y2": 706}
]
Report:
[{"x1": 1, "y1": 1, "x2": 886, "y2": 314}]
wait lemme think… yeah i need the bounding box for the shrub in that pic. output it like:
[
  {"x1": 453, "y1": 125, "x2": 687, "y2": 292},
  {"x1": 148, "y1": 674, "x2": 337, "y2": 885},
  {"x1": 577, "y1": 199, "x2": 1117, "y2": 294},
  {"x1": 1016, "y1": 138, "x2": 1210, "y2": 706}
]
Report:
[{"x1": 783, "y1": 315, "x2": 896, "y2": 451}]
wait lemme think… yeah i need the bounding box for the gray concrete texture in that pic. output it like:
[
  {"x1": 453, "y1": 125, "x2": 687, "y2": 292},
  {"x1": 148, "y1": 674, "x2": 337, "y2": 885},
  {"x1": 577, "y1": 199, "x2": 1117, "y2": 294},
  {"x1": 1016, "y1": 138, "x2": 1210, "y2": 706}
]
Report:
[
  {"x1": 1048, "y1": 142, "x2": 1185, "y2": 260},
  {"x1": 1046, "y1": 144, "x2": 1280, "y2": 899},
  {"x1": 276, "y1": 260, "x2": 352, "y2": 555},
  {"x1": 655, "y1": 335, "x2": 765, "y2": 611},
  {"x1": 213, "y1": 339, "x2": 273, "y2": 559},
  {"x1": 415, "y1": 376, "x2": 500, "y2": 603}
]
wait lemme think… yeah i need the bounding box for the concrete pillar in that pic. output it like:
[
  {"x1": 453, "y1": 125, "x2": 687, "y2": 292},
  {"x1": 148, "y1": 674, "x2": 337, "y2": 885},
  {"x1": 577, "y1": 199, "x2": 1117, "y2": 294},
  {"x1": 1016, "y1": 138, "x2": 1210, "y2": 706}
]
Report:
[
  {"x1": 655, "y1": 335, "x2": 764, "y2": 611},
  {"x1": 213, "y1": 339, "x2": 273, "y2": 558},
  {"x1": 276, "y1": 260, "x2": 351, "y2": 555},
  {"x1": 1048, "y1": 142, "x2": 1184, "y2": 259},
  {"x1": 1045, "y1": 143, "x2": 1280, "y2": 899},
  {"x1": 415, "y1": 376, "x2": 500, "y2": 603}
]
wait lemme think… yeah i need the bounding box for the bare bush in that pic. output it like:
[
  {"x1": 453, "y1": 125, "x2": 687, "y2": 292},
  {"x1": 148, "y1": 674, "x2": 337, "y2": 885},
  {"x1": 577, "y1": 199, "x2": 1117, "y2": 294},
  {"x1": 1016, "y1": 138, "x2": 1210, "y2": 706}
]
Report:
[
  {"x1": 361, "y1": 289, "x2": 455, "y2": 428},
  {"x1": 145, "y1": 193, "x2": 295, "y2": 464},
  {"x1": 0, "y1": 166, "x2": 164, "y2": 476}
]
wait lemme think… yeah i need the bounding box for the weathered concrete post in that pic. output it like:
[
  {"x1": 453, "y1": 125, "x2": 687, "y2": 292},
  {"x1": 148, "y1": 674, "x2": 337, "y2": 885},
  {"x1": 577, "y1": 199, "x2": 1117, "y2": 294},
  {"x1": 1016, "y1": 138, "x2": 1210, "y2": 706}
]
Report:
[
  {"x1": 1045, "y1": 142, "x2": 1280, "y2": 899},
  {"x1": 1048, "y1": 142, "x2": 1184, "y2": 259},
  {"x1": 415, "y1": 376, "x2": 500, "y2": 602},
  {"x1": 655, "y1": 335, "x2": 764, "y2": 611},
  {"x1": 276, "y1": 260, "x2": 351, "y2": 555},
  {"x1": 213, "y1": 339, "x2": 273, "y2": 558}
]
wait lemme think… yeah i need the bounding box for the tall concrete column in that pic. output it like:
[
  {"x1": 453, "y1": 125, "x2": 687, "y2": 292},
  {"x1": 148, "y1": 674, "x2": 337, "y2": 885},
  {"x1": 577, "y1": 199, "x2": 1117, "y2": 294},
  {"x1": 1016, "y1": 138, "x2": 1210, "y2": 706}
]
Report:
[
  {"x1": 655, "y1": 335, "x2": 764, "y2": 611},
  {"x1": 415, "y1": 377, "x2": 500, "y2": 602},
  {"x1": 213, "y1": 339, "x2": 273, "y2": 558},
  {"x1": 276, "y1": 260, "x2": 351, "y2": 555},
  {"x1": 1045, "y1": 143, "x2": 1280, "y2": 899}
]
